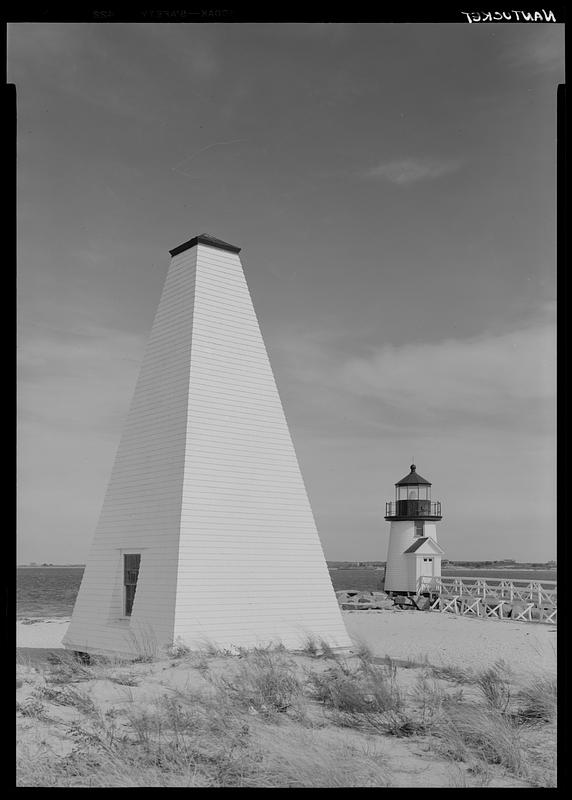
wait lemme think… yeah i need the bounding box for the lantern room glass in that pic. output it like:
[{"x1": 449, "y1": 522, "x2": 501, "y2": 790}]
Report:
[{"x1": 396, "y1": 485, "x2": 431, "y2": 501}]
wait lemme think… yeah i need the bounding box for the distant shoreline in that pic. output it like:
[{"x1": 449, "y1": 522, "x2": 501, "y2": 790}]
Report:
[
  {"x1": 17, "y1": 565, "x2": 85, "y2": 569},
  {"x1": 18, "y1": 564, "x2": 556, "y2": 571},
  {"x1": 442, "y1": 566, "x2": 556, "y2": 572},
  {"x1": 328, "y1": 565, "x2": 555, "y2": 572}
]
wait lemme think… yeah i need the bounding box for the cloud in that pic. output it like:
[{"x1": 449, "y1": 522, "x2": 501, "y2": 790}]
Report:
[
  {"x1": 17, "y1": 317, "x2": 556, "y2": 563},
  {"x1": 340, "y1": 323, "x2": 555, "y2": 422},
  {"x1": 273, "y1": 314, "x2": 556, "y2": 440},
  {"x1": 269, "y1": 322, "x2": 547, "y2": 486},
  {"x1": 272, "y1": 320, "x2": 555, "y2": 562},
  {"x1": 365, "y1": 157, "x2": 462, "y2": 185},
  {"x1": 273, "y1": 319, "x2": 555, "y2": 561}
]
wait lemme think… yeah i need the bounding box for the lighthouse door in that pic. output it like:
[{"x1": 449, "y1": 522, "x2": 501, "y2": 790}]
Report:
[{"x1": 420, "y1": 557, "x2": 434, "y2": 578}]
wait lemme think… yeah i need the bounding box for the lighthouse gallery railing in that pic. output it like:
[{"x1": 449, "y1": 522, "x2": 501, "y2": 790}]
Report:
[{"x1": 385, "y1": 501, "x2": 442, "y2": 517}]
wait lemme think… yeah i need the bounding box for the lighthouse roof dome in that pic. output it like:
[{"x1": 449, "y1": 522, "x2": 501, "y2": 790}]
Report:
[{"x1": 395, "y1": 464, "x2": 432, "y2": 486}]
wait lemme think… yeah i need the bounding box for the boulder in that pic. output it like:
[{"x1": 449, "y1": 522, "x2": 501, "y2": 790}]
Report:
[
  {"x1": 508, "y1": 602, "x2": 527, "y2": 619},
  {"x1": 415, "y1": 596, "x2": 432, "y2": 611},
  {"x1": 393, "y1": 595, "x2": 413, "y2": 607}
]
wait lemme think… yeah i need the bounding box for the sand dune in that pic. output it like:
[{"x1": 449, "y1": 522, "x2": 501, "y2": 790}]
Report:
[{"x1": 16, "y1": 609, "x2": 557, "y2": 787}]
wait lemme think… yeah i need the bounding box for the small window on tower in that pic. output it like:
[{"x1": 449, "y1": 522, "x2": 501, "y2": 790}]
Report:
[
  {"x1": 414, "y1": 521, "x2": 424, "y2": 537},
  {"x1": 124, "y1": 554, "x2": 141, "y2": 617}
]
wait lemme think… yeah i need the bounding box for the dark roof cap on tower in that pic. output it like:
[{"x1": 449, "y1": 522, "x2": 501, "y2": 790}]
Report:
[
  {"x1": 169, "y1": 232, "x2": 241, "y2": 257},
  {"x1": 395, "y1": 464, "x2": 431, "y2": 486}
]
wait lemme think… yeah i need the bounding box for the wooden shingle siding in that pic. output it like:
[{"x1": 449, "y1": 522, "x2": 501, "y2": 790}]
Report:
[{"x1": 64, "y1": 241, "x2": 350, "y2": 656}]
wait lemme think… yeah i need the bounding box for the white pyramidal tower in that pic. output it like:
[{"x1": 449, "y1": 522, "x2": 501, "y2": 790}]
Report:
[{"x1": 63, "y1": 234, "x2": 351, "y2": 656}]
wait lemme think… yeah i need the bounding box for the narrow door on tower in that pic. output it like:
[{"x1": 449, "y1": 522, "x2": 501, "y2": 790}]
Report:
[{"x1": 124, "y1": 554, "x2": 141, "y2": 616}]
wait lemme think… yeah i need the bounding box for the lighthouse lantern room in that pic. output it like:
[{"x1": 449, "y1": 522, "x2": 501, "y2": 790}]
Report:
[{"x1": 383, "y1": 465, "x2": 444, "y2": 595}]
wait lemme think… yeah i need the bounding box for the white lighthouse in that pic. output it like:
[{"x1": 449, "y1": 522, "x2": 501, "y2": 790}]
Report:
[
  {"x1": 383, "y1": 465, "x2": 444, "y2": 595},
  {"x1": 62, "y1": 233, "x2": 351, "y2": 657}
]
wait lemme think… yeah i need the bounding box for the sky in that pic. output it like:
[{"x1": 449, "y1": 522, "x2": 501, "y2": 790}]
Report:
[{"x1": 12, "y1": 22, "x2": 561, "y2": 564}]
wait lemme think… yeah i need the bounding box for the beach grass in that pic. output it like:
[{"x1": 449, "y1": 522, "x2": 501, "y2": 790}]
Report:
[
  {"x1": 515, "y1": 675, "x2": 557, "y2": 724},
  {"x1": 475, "y1": 660, "x2": 513, "y2": 713},
  {"x1": 212, "y1": 649, "x2": 304, "y2": 718},
  {"x1": 16, "y1": 643, "x2": 556, "y2": 788}
]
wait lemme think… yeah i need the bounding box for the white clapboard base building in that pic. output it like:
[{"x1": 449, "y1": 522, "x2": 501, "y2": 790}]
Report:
[{"x1": 63, "y1": 234, "x2": 351, "y2": 657}]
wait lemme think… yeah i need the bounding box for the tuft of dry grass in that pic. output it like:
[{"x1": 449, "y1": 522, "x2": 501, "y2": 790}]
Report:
[
  {"x1": 447, "y1": 760, "x2": 493, "y2": 788},
  {"x1": 16, "y1": 697, "x2": 49, "y2": 720},
  {"x1": 107, "y1": 672, "x2": 140, "y2": 687},
  {"x1": 475, "y1": 661, "x2": 512, "y2": 714},
  {"x1": 430, "y1": 663, "x2": 474, "y2": 684},
  {"x1": 409, "y1": 673, "x2": 450, "y2": 724},
  {"x1": 300, "y1": 635, "x2": 320, "y2": 658},
  {"x1": 126, "y1": 694, "x2": 261, "y2": 785},
  {"x1": 188, "y1": 652, "x2": 211, "y2": 674},
  {"x1": 515, "y1": 675, "x2": 557, "y2": 724},
  {"x1": 214, "y1": 650, "x2": 304, "y2": 717},
  {"x1": 236, "y1": 642, "x2": 287, "y2": 658},
  {"x1": 249, "y1": 722, "x2": 390, "y2": 787},
  {"x1": 195, "y1": 637, "x2": 225, "y2": 657},
  {"x1": 34, "y1": 685, "x2": 97, "y2": 716},
  {"x1": 352, "y1": 640, "x2": 374, "y2": 665},
  {"x1": 318, "y1": 639, "x2": 337, "y2": 660},
  {"x1": 166, "y1": 637, "x2": 191, "y2": 658},
  {"x1": 17, "y1": 734, "x2": 211, "y2": 788},
  {"x1": 433, "y1": 705, "x2": 528, "y2": 777},
  {"x1": 306, "y1": 658, "x2": 403, "y2": 734},
  {"x1": 42, "y1": 651, "x2": 141, "y2": 688},
  {"x1": 44, "y1": 652, "x2": 97, "y2": 684}
]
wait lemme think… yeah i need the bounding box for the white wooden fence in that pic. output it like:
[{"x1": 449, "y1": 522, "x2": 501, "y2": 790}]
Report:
[{"x1": 417, "y1": 575, "x2": 557, "y2": 624}]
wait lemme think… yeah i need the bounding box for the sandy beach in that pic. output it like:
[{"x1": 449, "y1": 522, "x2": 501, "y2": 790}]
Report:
[
  {"x1": 16, "y1": 610, "x2": 556, "y2": 678},
  {"x1": 16, "y1": 609, "x2": 557, "y2": 787},
  {"x1": 344, "y1": 610, "x2": 556, "y2": 678}
]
